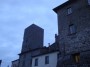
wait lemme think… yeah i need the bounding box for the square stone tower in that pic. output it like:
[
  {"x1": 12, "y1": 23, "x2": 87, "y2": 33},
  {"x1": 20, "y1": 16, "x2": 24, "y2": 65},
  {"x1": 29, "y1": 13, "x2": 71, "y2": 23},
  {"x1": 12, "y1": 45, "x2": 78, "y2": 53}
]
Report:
[{"x1": 21, "y1": 24, "x2": 44, "y2": 52}]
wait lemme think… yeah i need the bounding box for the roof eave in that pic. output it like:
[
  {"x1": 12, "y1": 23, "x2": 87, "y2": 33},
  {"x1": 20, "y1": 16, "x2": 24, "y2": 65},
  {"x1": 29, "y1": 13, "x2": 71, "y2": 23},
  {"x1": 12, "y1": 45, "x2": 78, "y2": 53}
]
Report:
[
  {"x1": 53, "y1": 0, "x2": 77, "y2": 13},
  {"x1": 53, "y1": 1, "x2": 69, "y2": 13}
]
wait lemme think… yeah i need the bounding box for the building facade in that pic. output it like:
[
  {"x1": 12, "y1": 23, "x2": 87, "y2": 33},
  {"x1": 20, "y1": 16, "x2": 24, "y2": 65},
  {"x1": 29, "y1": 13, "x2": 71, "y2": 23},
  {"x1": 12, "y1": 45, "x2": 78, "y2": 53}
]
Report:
[
  {"x1": 32, "y1": 51, "x2": 59, "y2": 67},
  {"x1": 53, "y1": 0, "x2": 90, "y2": 66}
]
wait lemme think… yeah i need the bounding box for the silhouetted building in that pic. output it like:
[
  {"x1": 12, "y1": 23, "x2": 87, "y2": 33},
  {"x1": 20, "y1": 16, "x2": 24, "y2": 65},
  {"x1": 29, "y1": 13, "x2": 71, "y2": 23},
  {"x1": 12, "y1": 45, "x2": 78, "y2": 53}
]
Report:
[
  {"x1": 22, "y1": 24, "x2": 44, "y2": 52},
  {"x1": 53, "y1": 0, "x2": 90, "y2": 66},
  {"x1": 11, "y1": 59, "x2": 19, "y2": 67}
]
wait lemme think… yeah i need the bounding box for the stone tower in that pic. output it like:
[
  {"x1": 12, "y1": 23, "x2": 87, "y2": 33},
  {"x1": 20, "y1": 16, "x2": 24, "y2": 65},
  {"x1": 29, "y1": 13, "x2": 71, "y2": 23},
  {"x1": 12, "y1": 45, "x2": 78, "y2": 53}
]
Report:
[
  {"x1": 53, "y1": 0, "x2": 90, "y2": 66},
  {"x1": 19, "y1": 24, "x2": 44, "y2": 67},
  {"x1": 21, "y1": 24, "x2": 44, "y2": 52}
]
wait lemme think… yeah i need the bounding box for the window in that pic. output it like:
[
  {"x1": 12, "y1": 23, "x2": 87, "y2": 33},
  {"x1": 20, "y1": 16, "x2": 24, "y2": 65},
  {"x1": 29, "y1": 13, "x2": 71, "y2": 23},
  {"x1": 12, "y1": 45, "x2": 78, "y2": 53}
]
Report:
[
  {"x1": 72, "y1": 53, "x2": 80, "y2": 63},
  {"x1": 67, "y1": 7, "x2": 72, "y2": 15},
  {"x1": 45, "y1": 56, "x2": 49, "y2": 64},
  {"x1": 35, "y1": 58, "x2": 38, "y2": 66},
  {"x1": 69, "y1": 24, "x2": 76, "y2": 34},
  {"x1": 88, "y1": 0, "x2": 90, "y2": 5}
]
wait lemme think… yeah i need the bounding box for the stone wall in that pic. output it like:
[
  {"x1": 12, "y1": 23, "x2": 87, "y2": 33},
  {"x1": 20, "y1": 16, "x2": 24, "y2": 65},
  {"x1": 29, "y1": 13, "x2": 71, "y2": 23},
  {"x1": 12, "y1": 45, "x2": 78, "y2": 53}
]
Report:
[
  {"x1": 57, "y1": 0, "x2": 90, "y2": 55},
  {"x1": 54, "y1": 0, "x2": 90, "y2": 66}
]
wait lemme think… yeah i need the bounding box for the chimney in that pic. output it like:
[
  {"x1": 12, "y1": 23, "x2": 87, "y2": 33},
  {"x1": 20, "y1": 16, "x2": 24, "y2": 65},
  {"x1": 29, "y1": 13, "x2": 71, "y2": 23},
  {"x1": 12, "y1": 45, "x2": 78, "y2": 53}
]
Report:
[
  {"x1": 55, "y1": 34, "x2": 59, "y2": 43},
  {"x1": 48, "y1": 43, "x2": 50, "y2": 52}
]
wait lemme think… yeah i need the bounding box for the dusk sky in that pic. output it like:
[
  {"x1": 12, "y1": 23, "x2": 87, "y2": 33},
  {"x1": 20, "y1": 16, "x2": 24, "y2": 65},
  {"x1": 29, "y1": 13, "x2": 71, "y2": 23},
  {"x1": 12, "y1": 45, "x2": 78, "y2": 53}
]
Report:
[{"x1": 0, "y1": 0, "x2": 67, "y2": 67}]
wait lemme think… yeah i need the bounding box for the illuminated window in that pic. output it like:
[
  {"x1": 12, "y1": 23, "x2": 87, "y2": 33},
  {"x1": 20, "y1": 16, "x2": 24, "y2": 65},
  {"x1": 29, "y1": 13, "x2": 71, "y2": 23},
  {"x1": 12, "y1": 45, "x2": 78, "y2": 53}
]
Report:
[
  {"x1": 67, "y1": 7, "x2": 72, "y2": 14},
  {"x1": 57, "y1": 53, "x2": 60, "y2": 59},
  {"x1": 72, "y1": 53, "x2": 80, "y2": 63}
]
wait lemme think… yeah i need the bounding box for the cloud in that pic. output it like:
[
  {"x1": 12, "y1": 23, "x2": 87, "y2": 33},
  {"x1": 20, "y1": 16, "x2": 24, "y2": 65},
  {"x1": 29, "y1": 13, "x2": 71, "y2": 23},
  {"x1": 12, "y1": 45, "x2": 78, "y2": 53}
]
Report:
[{"x1": 0, "y1": 0, "x2": 68, "y2": 67}]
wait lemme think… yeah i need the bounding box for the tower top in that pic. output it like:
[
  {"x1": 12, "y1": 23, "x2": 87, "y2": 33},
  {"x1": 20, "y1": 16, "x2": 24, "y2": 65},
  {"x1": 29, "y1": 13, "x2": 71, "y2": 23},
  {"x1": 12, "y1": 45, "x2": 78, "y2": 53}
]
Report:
[
  {"x1": 25, "y1": 24, "x2": 44, "y2": 31},
  {"x1": 21, "y1": 24, "x2": 44, "y2": 52}
]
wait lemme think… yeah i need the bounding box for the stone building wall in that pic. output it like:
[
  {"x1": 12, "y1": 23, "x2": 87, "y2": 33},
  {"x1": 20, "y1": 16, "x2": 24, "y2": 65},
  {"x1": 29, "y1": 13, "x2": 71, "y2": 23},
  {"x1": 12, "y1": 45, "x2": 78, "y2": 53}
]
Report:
[
  {"x1": 56, "y1": 0, "x2": 90, "y2": 55},
  {"x1": 53, "y1": 0, "x2": 90, "y2": 66}
]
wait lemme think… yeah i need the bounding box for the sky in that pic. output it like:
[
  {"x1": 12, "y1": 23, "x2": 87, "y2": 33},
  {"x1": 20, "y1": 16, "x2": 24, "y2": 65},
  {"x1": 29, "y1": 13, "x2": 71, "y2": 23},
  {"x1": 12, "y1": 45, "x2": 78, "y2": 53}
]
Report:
[{"x1": 0, "y1": 0, "x2": 67, "y2": 67}]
